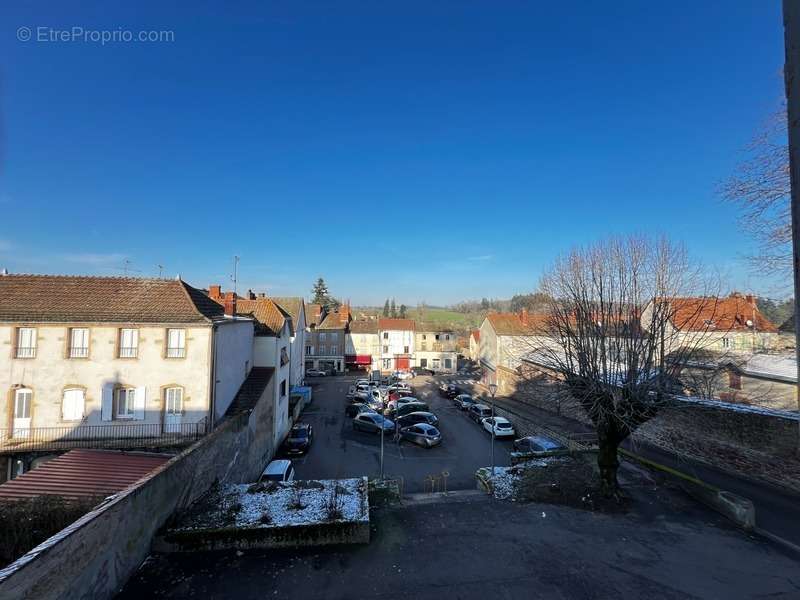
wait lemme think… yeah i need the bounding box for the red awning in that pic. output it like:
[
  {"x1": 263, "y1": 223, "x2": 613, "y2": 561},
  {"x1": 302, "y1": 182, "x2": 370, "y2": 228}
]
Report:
[{"x1": 346, "y1": 355, "x2": 372, "y2": 365}]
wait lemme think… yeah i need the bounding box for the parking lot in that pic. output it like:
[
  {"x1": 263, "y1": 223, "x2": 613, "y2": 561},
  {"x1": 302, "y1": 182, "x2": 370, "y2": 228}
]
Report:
[{"x1": 292, "y1": 373, "x2": 512, "y2": 492}]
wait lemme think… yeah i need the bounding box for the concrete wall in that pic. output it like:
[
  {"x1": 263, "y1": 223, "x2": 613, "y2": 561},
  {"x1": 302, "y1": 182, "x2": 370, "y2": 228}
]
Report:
[
  {"x1": 212, "y1": 320, "x2": 255, "y2": 422},
  {"x1": 413, "y1": 351, "x2": 457, "y2": 373},
  {"x1": 0, "y1": 323, "x2": 214, "y2": 431},
  {"x1": 288, "y1": 310, "x2": 306, "y2": 387},
  {"x1": 0, "y1": 378, "x2": 275, "y2": 600},
  {"x1": 415, "y1": 332, "x2": 456, "y2": 353}
]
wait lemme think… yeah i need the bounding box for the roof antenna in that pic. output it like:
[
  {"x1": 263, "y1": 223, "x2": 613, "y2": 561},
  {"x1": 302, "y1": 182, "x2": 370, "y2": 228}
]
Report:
[
  {"x1": 157, "y1": 264, "x2": 164, "y2": 278},
  {"x1": 231, "y1": 255, "x2": 240, "y2": 296}
]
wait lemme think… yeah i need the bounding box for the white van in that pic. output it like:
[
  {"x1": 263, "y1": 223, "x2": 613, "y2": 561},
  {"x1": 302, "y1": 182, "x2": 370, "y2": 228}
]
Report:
[{"x1": 259, "y1": 459, "x2": 295, "y2": 483}]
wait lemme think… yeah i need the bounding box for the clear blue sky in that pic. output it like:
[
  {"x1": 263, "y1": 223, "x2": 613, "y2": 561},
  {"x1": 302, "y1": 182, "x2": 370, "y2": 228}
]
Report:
[{"x1": 0, "y1": 1, "x2": 787, "y2": 305}]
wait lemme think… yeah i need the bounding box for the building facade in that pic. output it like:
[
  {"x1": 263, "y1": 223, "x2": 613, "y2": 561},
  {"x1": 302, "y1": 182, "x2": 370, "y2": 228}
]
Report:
[
  {"x1": 0, "y1": 275, "x2": 255, "y2": 481},
  {"x1": 414, "y1": 329, "x2": 457, "y2": 373},
  {"x1": 378, "y1": 318, "x2": 415, "y2": 372},
  {"x1": 346, "y1": 319, "x2": 380, "y2": 372},
  {"x1": 305, "y1": 306, "x2": 349, "y2": 374}
]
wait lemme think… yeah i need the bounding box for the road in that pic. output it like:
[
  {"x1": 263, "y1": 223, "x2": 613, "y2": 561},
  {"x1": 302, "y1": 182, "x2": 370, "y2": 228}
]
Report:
[{"x1": 293, "y1": 374, "x2": 512, "y2": 492}]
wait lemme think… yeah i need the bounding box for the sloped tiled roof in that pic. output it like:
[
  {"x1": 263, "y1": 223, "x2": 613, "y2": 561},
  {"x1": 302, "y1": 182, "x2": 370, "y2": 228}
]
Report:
[
  {"x1": 471, "y1": 329, "x2": 480, "y2": 341},
  {"x1": 486, "y1": 312, "x2": 547, "y2": 336},
  {"x1": 234, "y1": 298, "x2": 288, "y2": 336},
  {"x1": 306, "y1": 304, "x2": 323, "y2": 327},
  {"x1": 272, "y1": 297, "x2": 305, "y2": 332},
  {"x1": 669, "y1": 295, "x2": 778, "y2": 333},
  {"x1": 0, "y1": 274, "x2": 224, "y2": 324},
  {"x1": 318, "y1": 311, "x2": 346, "y2": 330},
  {"x1": 349, "y1": 319, "x2": 379, "y2": 334},
  {"x1": 0, "y1": 449, "x2": 170, "y2": 500},
  {"x1": 379, "y1": 318, "x2": 416, "y2": 331},
  {"x1": 225, "y1": 367, "x2": 275, "y2": 416}
]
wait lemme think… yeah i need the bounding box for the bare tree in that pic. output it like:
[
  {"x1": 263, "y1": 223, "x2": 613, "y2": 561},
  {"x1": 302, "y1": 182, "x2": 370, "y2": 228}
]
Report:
[
  {"x1": 720, "y1": 104, "x2": 791, "y2": 275},
  {"x1": 528, "y1": 236, "x2": 721, "y2": 498}
]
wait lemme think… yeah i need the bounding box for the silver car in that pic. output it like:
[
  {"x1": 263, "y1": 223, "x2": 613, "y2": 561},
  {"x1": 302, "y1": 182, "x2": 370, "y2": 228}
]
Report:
[{"x1": 400, "y1": 423, "x2": 442, "y2": 448}]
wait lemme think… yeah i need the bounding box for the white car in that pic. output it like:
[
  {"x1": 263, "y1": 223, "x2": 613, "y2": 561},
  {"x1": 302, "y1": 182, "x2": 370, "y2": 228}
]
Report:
[
  {"x1": 306, "y1": 369, "x2": 327, "y2": 377},
  {"x1": 393, "y1": 370, "x2": 413, "y2": 380},
  {"x1": 481, "y1": 417, "x2": 516, "y2": 438}
]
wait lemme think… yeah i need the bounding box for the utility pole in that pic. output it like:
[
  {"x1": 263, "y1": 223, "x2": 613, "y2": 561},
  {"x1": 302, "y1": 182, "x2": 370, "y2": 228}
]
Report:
[{"x1": 784, "y1": 0, "x2": 800, "y2": 453}]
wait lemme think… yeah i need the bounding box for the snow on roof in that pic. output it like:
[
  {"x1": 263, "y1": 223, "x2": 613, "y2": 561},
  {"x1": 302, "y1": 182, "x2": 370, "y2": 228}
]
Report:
[{"x1": 742, "y1": 354, "x2": 797, "y2": 382}]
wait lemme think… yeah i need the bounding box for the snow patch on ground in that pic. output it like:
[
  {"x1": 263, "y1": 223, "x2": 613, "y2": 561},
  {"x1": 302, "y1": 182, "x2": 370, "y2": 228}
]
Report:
[{"x1": 177, "y1": 478, "x2": 369, "y2": 531}]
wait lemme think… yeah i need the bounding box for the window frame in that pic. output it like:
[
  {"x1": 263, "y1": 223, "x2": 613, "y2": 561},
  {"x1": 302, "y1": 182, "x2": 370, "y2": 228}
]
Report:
[
  {"x1": 13, "y1": 388, "x2": 32, "y2": 419},
  {"x1": 115, "y1": 387, "x2": 136, "y2": 419},
  {"x1": 14, "y1": 327, "x2": 37, "y2": 359},
  {"x1": 165, "y1": 328, "x2": 186, "y2": 358},
  {"x1": 164, "y1": 386, "x2": 184, "y2": 416},
  {"x1": 118, "y1": 328, "x2": 139, "y2": 359},
  {"x1": 61, "y1": 387, "x2": 86, "y2": 421},
  {"x1": 68, "y1": 327, "x2": 90, "y2": 359}
]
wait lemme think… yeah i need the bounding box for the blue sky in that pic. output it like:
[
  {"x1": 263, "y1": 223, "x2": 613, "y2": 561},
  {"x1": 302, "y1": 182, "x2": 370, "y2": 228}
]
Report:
[{"x1": 0, "y1": 1, "x2": 787, "y2": 305}]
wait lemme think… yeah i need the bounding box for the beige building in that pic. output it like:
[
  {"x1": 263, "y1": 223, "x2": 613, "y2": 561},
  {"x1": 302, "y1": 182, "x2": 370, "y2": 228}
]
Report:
[
  {"x1": 305, "y1": 304, "x2": 350, "y2": 373},
  {"x1": 0, "y1": 275, "x2": 257, "y2": 481},
  {"x1": 346, "y1": 319, "x2": 380, "y2": 371},
  {"x1": 414, "y1": 328, "x2": 457, "y2": 373},
  {"x1": 469, "y1": 329, "x2": 480, "y2": 361}
]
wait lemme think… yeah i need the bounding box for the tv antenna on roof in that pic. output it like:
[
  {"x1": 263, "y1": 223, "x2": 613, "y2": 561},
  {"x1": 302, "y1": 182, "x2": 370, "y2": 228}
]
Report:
[
  {"x1": 157, "y1": 264, "x2": 164, "y2": 278},
  {"x1": 231, "y1": 255, "x2": 240, "y2": 296},
  {"x1": 112, "y1": 259, "x2": 141, "y2": 276}
]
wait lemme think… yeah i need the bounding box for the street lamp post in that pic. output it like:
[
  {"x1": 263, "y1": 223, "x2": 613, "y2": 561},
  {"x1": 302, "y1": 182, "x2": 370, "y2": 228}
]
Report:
[{"x1": 488, "y1": 383, "x2": 498, "y2": 479}]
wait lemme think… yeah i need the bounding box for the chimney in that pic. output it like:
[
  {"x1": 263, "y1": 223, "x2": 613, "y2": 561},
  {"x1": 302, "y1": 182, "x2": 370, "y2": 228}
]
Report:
[
  {"x1": 208, "y1": 284, "x2": 222, "y2": 300},
  {"x1": 258, "y1": 292, "x2": 266, "y2": 298},
  {"x1": 223, "y1": 291, "x2": 237, "y2": 316},
  {"x1": 745, "y1": 294, "x2": 755, "y2": 306},
  {"x1": 247, "y1": 289, "x2": 256, "y2": 300},
  {"x1": 519, "y1": 308, "x2": 529, "y2": 325}
]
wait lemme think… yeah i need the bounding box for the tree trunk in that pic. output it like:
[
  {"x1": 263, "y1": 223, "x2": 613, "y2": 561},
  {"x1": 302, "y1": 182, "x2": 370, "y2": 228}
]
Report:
[{"x1": 596, "y1": 434, "x2": 621, "y2": 498}]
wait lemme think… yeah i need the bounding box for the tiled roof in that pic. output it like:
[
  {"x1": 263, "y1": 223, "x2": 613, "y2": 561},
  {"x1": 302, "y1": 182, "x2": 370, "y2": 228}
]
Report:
[
  {"x1": 306, "y1": 304, "x2": 323, "y2": 327},
  {"x1": 225, "y1": 367, "x2": 275, "y2": 416},
  {"x1": 0, "y1": 449, "x2": 170, "y2": 501},
  {"x1": 668, "y1": 295, "x2": 778, "y2": 333},
  {"x1": 379, "y1": 318, "x2": 416, "y2": 331},
  {"x1": 234, "y1": 298, "x2": 288, "y2": 336},
  {"x1": 0, "y1": 274, "x2": 224, "y2": 324},
  {"x1": 471, "y1": 329, "x2": 480, "y2": 341},
  {"x1": 318, "y1": 311, "x2": 346, "y2": 330},
  {"x1": 486, "y1": 312, "x2": 546, "y2": 336},
  {"x1": 272, "y1": 297, "x2": 305, "y2": 332},
  {"x1": 349, "y1": 319, "x2": 379, "y2": 334}
]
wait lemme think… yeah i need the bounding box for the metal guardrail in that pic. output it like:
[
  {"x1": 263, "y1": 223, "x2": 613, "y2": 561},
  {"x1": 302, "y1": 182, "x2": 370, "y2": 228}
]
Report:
[{"x1": 0, "y1": 418, "x2": 208, "y2": 453}]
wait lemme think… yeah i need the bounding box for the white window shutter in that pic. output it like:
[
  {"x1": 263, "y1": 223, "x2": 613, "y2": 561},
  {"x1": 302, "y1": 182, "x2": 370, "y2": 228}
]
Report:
[
  {"x1": 134, "y1": 386, "x2": 146, "y2": 420},
  {"x1": 101, "y1": 384, "x2": 113, "y2": 421}
]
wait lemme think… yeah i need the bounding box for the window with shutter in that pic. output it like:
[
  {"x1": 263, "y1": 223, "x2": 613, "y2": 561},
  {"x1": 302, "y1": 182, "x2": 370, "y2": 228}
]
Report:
[
  {"x1": 116, "y1": 388, "x2": 136, "y2": 418},
  {"x1": 14, "y1": 389, "x2": 32, "y2": 418},
  {"x1": 166, "y1": 329, "x2": 186, "y2": 358},
  {"x1": 15, "y1": 328, "x2": 37, "y2": 358},
  {"x1": 62, "y1": 388, "x2": 85, "y2": 421},
  {"x1": 165, "y1": 387, "x2": 183, "y2": 415},
  {"x1": 69, "y1": 328, "x2": 89, "y2": 358},
  {"x1": 119, "y1": 328, "x2": 139, "y2": 358}
]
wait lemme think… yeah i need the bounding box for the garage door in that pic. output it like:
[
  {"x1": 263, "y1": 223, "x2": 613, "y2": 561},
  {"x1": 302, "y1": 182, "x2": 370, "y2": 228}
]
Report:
[{"x1": 395, "y1": 356, "x2": 410, "y2": 370}]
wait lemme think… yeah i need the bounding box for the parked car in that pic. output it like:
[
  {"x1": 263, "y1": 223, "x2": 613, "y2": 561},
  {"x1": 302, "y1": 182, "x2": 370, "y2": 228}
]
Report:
[
  {"x1": 385, "y1": 396, "x2": 419, "y2": 413},
  {"x1": 399, "y1": 423, "x2": 442, "y2": 448},
  {"x1": 346, "y1": 402, "x2": 376, "y2": 418},
  {"x1": 393, "y1": 370, "x2": 414, "y2": 380},
  {"x1": 280, "y1": 423, "x2": 313, "y2": 456},
  {"x1": 467, "y1": 403, "x2": 492, "y2": 423},
  {"x1": 353, "y1": 412, "x2": 395, "y2": 434},
  {"x1": 438, "y1": 383, "x2": 460, "y2": 398},
  {"x1": 513, "y1": 435, "x2": 567, "y2": 455},
  {"x1": 259, "y1": 459, "x2": 295, "y2": 482},
  {"x1": 412, "y1": 366, "x2": 435, "y2": 377},
  {"x1": 306, "y1": 369, "x2": 327, "y2": 377},
  {"x1": 481, "y1": 417, "x2": 515, "y2": 438},
  {"x1": 452, "y1": 394, "x2": 476, "y2": 410},
  {"x1": 395, "y1": 401, "x2": 430, "y2": 418},
  {"x1": 396, "y1": 411, "x2": 439, "y2": 428}
]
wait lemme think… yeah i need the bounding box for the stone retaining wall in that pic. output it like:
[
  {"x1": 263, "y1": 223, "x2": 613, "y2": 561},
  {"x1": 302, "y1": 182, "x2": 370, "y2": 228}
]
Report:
[{"x1": 0, "y1": 382, "x2": 275, "y2": 600}]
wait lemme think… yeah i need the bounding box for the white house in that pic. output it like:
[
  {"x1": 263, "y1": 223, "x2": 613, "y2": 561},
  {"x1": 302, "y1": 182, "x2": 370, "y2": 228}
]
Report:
[
  {"x1": 346, "y1": 319, "x2": 380, "y2": 372},
  {"x1": 378, "y1": 318, "x2": 415, "y2": 372},
  {"x1": 272, "y1": 297, "x2": 307, "y2": 387},
  {"x1": 0, "y1": 274, "x2": 257, "y2": 481},
  {"x1": 479, "y1": 310, "x2": 547, "y2": 395}
]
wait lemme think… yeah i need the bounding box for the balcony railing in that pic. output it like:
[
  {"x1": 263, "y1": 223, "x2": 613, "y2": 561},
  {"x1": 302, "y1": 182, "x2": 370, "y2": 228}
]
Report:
[
  {"x1": 119, "y1": 346, "x2": 138, "y2": 358},
  {"x1": 166, "y1": 347, "x2": 186, "y2": 358},
  {"x1": 0, "y1": 418, "x2": 208, "y2": 453},
  {"x1": 14, "y1": 347, "x2": 36, "y2": 358},
  {"x1": 69, "y1": 346, "x2": 89, "y2": 358}
]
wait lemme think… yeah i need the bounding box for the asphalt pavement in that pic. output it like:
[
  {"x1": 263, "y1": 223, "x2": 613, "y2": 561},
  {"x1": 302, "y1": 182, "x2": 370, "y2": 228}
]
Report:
[{"x1": 293, "y1": 374, "x2": 512, "y2": 493}]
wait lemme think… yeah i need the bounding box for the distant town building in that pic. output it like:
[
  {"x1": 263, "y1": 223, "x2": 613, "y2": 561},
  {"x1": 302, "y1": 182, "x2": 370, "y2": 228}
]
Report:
[
  {"x1": 378, "y1": 318, "x2": 416, "y2": 372},
  {"x1": 414, "y1": 328, "x2": 457, "y2": 373}
]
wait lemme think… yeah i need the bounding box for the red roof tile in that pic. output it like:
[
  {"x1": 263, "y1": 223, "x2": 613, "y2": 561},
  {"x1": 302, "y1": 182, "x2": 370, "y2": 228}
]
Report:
[
  {"x1": 379, "y1": 318, "x2": 416, "y2": 331},
  {"x1": 668, "y1": 294, "x2": 777, "y2": 333},
  {"x1": 0, "y1": 449, "x2": 170, "y2": 501}
]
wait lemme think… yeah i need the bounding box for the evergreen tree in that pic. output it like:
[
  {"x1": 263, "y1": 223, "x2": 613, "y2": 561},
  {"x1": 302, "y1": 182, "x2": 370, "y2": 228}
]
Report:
[
  {"x1": 383, "y1": 299, "x2": 390, "y2": 317},
  {"x1": 399, "y1": 304, "x2": 407, "y2": 318},
  {"x1": 390, "y1": 298, "x2": 397, "y2": 318},
  {"x1": 311, "y1": 278, "x2": 329, "y2": 305}
]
